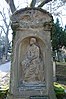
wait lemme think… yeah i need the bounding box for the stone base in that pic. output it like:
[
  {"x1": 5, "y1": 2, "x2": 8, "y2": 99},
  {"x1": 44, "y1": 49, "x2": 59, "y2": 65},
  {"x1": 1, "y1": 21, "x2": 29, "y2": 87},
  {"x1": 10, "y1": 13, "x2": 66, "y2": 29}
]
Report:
[
  {"x1": 7, "y1": 93, "x2": 49, "y2": 99},
  {"x1": 7, "y1": 93, "x2": 25, "y2": 99}
]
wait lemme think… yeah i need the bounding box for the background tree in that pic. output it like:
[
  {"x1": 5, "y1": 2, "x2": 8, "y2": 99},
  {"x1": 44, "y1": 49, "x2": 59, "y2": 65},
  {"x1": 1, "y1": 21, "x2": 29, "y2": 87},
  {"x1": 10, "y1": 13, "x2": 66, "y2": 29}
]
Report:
[
  {"x1": 4, "y1": 0, "x2": 66, "y2": 14},
  {"x1": 52, "y1": 18, "x2": 66, "y2": 51},
  {"x1": 62, "y1": 26, "x2": 66, "y2": 47},
  {"x1": 0, "y1": 8, "x2": 11, "y2": 59},
  {"x1": 52, "y1": 18, "x2": 62, "y2": 51},
  {"x1": 51, "y1": 18, "x2": 66, "y2": 51},
  {"x1": 0, "y1": 33, "x2": 6, "y2": 59}
]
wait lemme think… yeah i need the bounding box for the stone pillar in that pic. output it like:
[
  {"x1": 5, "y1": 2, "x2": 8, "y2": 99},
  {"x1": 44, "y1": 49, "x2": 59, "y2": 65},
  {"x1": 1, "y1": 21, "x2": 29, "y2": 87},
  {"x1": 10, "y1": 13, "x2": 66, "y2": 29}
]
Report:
[
  {"x1": 7, "y1": 8, "x2": 56, "y2": 99},
  {"x1": 53, "y1": 61, "x2": 56, "y2": 81}
]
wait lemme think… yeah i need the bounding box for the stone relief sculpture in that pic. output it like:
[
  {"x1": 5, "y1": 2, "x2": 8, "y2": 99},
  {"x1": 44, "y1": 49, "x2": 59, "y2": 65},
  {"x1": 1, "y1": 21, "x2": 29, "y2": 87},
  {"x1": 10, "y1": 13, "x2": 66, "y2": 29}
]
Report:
[{"x1": 21, "y1": 38, "x2": 44, "y2": 83}]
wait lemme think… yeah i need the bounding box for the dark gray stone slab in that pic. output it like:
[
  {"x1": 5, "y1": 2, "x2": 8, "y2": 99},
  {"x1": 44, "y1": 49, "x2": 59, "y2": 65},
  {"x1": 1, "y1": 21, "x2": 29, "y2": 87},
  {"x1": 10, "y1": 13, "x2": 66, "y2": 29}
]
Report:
[
  {"x1": 19, "y1": 82, "x2": 46, "y2": 91},
  {"x1": 30, "y1": 96, "x2": 48, "y2": 99}
]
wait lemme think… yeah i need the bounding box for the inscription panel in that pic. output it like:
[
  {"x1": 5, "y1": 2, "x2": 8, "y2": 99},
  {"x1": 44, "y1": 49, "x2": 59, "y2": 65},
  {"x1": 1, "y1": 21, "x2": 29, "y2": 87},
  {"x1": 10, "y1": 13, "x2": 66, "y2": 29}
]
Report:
[{"x1": 30, "y1": 96, "x2": 48, "y2": 99}]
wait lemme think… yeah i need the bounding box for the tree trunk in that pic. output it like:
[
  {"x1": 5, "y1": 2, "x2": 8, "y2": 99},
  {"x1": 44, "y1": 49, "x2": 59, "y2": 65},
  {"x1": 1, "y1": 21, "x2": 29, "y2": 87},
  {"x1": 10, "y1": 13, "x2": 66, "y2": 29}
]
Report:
[
  {"x1": 30, "y1": 0, "x2": 36, "y2": 7},
  {"x1": 5, "y1": 0, "x2": 16, "y2": 13},
  {"x1": 5, "y1": 28, "x2": 9, "y2": 60},
  {"x1": 9, "y1": 0, "x2": 16, "y2": 13}
]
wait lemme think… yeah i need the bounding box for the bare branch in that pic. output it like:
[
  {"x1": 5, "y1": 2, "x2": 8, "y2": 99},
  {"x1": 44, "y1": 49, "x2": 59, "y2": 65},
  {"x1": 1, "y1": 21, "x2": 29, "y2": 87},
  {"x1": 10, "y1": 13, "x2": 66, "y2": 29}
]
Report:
[
  {"x1": 5, "y1": 0, "x2": 16, "y2": 13},
  {"x1": 5, "y1": 0, "x2": 10, "y2": 4},
  {"x1": 38, "y1": 0, "x2": 52, "y2": 7},
  {"x1": 0, "y1": 25, "x2": 6, "y2": 34},
  {"x1": 30, "y1": 0, "x2": 36, "y2": 7},
  {"x1": 10, "y1": 0, "x2": 16, "y2": 13},
  {"x1": 0, "y1": 11, "x2": 4, "y2": 18},
  {"x1": 0, "y1": 8, "x2": 10, "y2": 29},
  {"x1": 63, "y1": 0, "x2": 66, "y2": 3}
]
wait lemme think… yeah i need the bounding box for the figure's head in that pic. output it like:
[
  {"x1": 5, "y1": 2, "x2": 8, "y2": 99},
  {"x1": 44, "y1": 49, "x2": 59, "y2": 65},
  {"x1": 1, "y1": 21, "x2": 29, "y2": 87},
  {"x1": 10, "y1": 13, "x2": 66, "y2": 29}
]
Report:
[{"x1": 30, "y1": 38, "x2": 36, "y2": 45}]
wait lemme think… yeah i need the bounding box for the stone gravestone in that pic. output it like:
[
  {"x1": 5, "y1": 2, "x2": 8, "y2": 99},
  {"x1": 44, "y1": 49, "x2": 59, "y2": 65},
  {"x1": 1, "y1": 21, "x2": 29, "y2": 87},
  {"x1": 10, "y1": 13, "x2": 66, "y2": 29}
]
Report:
[{"x1": 7, "y1": 8, "x2": 56, "y2": 99}]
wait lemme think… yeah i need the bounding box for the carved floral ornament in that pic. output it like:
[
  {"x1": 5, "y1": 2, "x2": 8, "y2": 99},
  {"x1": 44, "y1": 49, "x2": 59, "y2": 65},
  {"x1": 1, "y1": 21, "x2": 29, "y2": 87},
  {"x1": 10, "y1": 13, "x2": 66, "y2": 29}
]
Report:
[
  {"x1": 11, "y1": 9, "x2": 53, "y2": 31},
  {"x1": 11, "y1": 20, "x2": 52, "y2": 31}
]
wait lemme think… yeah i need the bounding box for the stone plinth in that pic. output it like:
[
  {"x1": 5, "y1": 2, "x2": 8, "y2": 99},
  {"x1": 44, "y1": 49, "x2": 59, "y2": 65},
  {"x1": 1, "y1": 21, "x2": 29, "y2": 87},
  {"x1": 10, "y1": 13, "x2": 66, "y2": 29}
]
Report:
[{"x1": 7, "y1": 8, "x2": 56, "y2": 99}]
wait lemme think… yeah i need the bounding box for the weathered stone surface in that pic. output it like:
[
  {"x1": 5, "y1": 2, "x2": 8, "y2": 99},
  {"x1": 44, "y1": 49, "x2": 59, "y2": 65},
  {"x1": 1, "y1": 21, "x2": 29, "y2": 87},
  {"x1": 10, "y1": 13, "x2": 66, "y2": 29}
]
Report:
[
  {"x1": 7, "y1": 8, "x2": 56, "y2": 99},
  {"x1": 56, "y1": 63, "x2": 66, "y2": 84},
  {"x1": 11, "y1": 8, "x2": 52, "y2": 31}
]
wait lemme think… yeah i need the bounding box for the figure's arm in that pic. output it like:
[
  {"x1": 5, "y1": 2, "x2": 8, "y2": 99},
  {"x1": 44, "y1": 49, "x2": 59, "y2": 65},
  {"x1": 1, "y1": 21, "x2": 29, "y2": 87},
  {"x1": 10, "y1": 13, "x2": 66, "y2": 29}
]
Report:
[{"x1": 35, "y1": 47, "x2": 39, "y2": 58}]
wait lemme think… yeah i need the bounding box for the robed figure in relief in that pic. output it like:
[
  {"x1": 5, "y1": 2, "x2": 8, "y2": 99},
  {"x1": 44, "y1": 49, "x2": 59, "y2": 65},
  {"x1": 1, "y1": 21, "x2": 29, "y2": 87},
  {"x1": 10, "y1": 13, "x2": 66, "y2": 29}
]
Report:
[{"x1": 21, "y1": 38, "x2": 44, "y2": 82}]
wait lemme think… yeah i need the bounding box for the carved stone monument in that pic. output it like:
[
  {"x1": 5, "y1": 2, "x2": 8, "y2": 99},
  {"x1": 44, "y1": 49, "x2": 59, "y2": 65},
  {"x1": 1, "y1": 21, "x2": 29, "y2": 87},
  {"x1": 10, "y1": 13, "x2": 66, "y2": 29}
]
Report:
[{"x1": 7, "y1": 8, "x2": 56, "y2": 99}]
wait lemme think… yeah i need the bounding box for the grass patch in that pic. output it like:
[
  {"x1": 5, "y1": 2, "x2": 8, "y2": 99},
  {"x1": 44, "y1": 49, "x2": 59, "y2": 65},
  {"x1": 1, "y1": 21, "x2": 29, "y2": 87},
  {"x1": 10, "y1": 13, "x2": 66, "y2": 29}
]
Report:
[
  {"x1": 0, "y1": 89, "x2": 8, "y2": 99},
  {"x1": 54, "y1": 82, "x2": 66, "y2": 99},
  {"x1": 54, "y1": 82, "x2": 65, "y2": 94}
]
